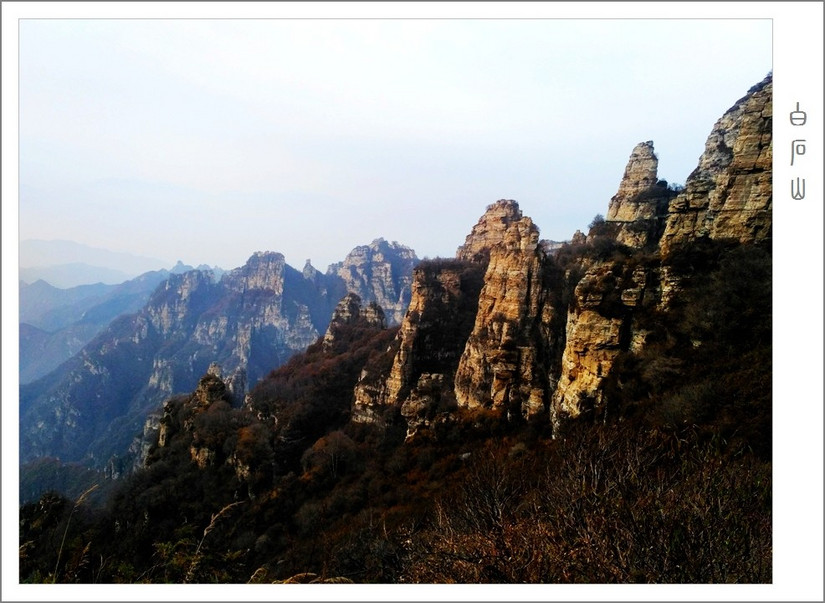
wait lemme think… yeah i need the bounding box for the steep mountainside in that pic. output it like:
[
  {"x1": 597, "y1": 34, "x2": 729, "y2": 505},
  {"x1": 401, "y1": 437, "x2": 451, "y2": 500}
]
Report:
[{"x1": 19, "y1": 243, "x2": 419, "y2": 471}]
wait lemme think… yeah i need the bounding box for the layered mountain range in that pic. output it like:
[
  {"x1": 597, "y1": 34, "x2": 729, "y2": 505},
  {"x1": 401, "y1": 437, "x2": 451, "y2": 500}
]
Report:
[
  {"x1": 20, "y1": 72, "x2": 770, "y2": 482},
  {"x1": 19, "y1": 239, "x2": 418, "y2": 471},
  {"x1": 20, "y1": 268, "x2": 188, "y2": 384},
  {"x1": 19, "y1": 75, "x2": 773, "y2": 585},
  {"x1": 147, "y1": 72, "x2": 771, "y2": 476}
]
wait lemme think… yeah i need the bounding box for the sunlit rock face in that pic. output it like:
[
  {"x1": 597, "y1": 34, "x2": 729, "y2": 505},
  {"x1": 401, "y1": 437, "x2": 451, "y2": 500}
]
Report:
[
  {"x1": 453, "y1": 202, "x2": 557, "y2": 420},
  {"x1": 660, "y1": 74, "x2": 772, "y2": 256},
  {"x1": 456, "y1": 199, "x2": 525, "y2": 263},
  {"x1": 350, "y1": 76, "x2": 772, "y2": 440},
  {"x1": 605, "y1": 141, "x2": 673, "y2": 249},
  {"x1": 550, "y1": 75, "x2": 772, "y2": 428},
  {"x1": 548, "y1": 261, "x2": 656, "y2": 429}
]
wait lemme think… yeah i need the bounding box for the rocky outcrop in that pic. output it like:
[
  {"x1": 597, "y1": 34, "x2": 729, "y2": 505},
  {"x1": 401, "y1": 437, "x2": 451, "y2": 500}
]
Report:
[
  {"x1": 549, "y1": 262, "x2": 653, "y2": 428},
  {"x1": 351, "y1": 257, "x2": 484, "y2": 427},
  {"x1": 323, "y1": 293, "x2": 387, "y2": 350},
  {"x1": 604, "y1": 141, "x2": 673, "y2": 248},
  {"x1": 326, "y1": 238, "x2": 419, "y2": 325},
  {"x1": 453, "y1": 205, "x2": 557, "y2": 419},
  {"x1": 357, "y1": 200, "x2": 562, "y2": 435},
  {"x1": 400, "y1": 373, "x2": 455, "y2": 440},
  {"x1": 456, "y1": 199, "x2": 526, "y2": 262},
  {"x1": 550, "y1": 76, "x2": 772, "y2": 427},
  {"x1": 359, "y1": 78, "x2": 771, "y2": 439},
  {"x1": 660, "y1": 74, "x2": 772, "y2": 255},
  {"x1": 609, "y1": 141, "x2": 660, "y2": 210}
]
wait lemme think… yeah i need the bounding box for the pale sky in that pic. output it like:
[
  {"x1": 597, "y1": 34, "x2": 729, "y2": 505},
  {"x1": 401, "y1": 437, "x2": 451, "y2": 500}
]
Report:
[{"x1": 18, "y1": 18, "x2": 772, "y2": 271}]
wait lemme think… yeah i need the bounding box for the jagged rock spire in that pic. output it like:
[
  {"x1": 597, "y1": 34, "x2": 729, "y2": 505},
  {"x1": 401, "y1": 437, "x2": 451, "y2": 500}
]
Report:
[
  {"x1": 456, "y1": 199, "x2": 525, "y2": 262},
  {"x1": 606, "y1": 141, "x2": 659, "y2": 221}
]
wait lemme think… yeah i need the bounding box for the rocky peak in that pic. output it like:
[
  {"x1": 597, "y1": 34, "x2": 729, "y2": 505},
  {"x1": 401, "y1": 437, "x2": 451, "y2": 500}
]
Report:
[
  {"x1": 326, "y1": 239, "x2": 419, "y2": 326},
  {"x1": 206, "y1": 362, "x2": 246, "y2": 406},
  {"x1": 604, "y1": 141, "x2": 672, "y2": 248},
  {"x1": 193, "y1": 372, "x2": 229, "y2": 410},
  {"x1": 170, "y1": 260, "x2": 194, "y2": 274},
  {"x1": 608, "y1": 141, "x2": 659, "y2": 216},
  {"x1": 302, "y1": 259, "x2": 320, "y2": 282},
  {"x1": 453, "y1": 203, "x2": 555, "y2": 419},
  {"x1": 223, "y1": 252, "x2": 286, "y2": 293},
  {"x1": 456, "y1": 199, "x2": 525, "y2": 262}
]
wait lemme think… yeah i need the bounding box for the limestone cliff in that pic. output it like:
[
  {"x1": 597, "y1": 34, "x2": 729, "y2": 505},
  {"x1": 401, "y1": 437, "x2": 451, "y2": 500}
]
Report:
[
  {"x1": 549, "y1": 75, "x2": 771, "y2": 426},
  {"x1": 660, "y1": 75, "x2": 772, "y2": 255},
  {"x1": 453, "y1": 202, "x2": 558, "y2": 419}
]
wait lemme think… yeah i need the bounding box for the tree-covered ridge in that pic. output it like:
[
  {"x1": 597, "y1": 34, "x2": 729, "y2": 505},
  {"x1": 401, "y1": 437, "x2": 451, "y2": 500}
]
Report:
[{"x1": 20, "y1": 238, "x2": 771, "y2": 584}]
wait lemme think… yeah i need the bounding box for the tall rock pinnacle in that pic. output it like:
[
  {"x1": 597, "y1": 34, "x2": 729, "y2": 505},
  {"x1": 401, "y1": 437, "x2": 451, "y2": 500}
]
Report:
[
  {"x1": 606, "y1": 141, "x2": 659, "y2": 221},
  {"x1": 604, "y1": 141, "x2": 672, "y2": 248}
]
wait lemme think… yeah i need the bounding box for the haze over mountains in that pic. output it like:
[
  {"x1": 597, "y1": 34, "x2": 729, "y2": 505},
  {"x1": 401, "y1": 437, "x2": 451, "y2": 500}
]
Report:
[
  {"x1": 19, "y1": 239, "x2": 177, "y2": 288},
  {"x1": 17, "y1": 75, "x2": 775, "y2": 584},
  {"x1": 19, "y1": 239, "x2": 419, "y2": 475}
]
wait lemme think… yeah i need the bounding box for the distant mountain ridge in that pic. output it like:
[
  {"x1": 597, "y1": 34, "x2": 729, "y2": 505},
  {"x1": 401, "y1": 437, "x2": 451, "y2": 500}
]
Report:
[
  {"x1": 21, "y1": 239, "x2": 169, "y2": 272},
  {"x1": 19, "y1": 271, "x2": 173, "y2": 383},
  {"x1": 19, "y1": 240, "x2": 420, "y2": 471}
]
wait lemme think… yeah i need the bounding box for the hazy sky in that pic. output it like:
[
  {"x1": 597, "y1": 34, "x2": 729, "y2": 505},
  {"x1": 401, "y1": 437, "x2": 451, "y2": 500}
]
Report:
[{"x1": 19, "y1": 18, "x2": 771, "y2": 271}]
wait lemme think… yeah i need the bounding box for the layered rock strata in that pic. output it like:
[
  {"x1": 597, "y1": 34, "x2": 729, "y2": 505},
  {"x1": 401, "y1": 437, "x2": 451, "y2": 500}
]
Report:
[
  {"x1": 453, "y1": 203, "x2": 557, "y2": 419},
  {"x1": 660, "y1": 75, "x2": 772, "y2": 255}
]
